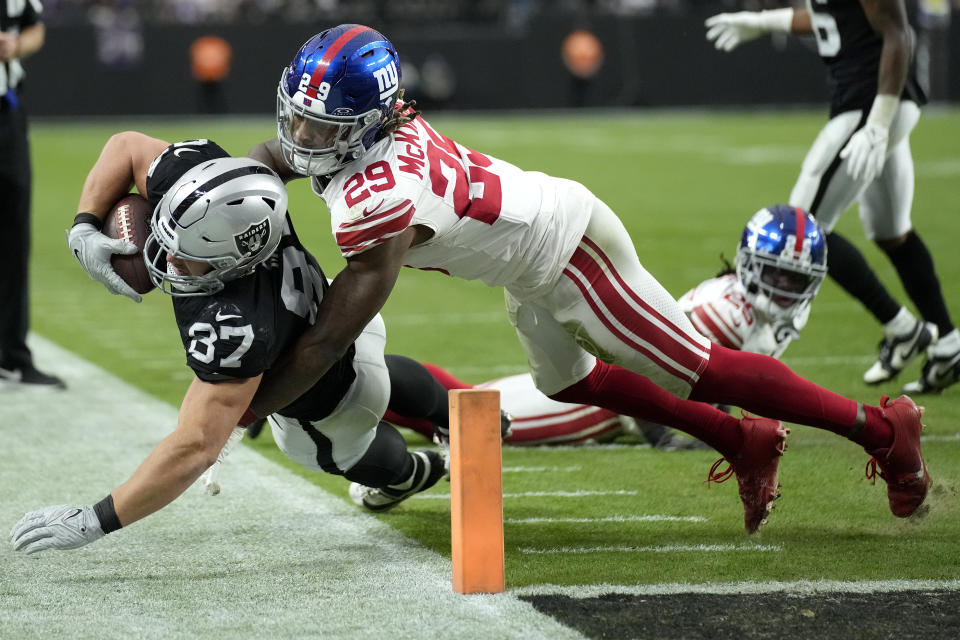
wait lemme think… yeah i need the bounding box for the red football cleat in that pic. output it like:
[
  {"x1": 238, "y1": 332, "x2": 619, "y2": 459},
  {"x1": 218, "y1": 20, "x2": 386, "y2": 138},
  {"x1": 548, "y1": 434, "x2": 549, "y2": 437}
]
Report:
[
  {"x1": 864, "y1": 395, "x2": 931, "y2": 518},
  {"x1": 708, "y1": 416, "x2": 789, "y2": 534}
]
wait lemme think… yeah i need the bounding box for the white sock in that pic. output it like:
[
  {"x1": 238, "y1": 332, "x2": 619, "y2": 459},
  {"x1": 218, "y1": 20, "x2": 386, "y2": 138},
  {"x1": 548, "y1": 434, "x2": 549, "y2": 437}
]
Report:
[
  {"x1": 884, "y1": 307, "x2": 917, "y2": 337},
  {"x1": 930, "y1": 329, "x2": 960, "y2": 356}
]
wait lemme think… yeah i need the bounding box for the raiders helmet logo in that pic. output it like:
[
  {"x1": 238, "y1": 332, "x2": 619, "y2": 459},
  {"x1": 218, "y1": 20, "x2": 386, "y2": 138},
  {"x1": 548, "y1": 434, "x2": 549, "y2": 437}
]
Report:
[{"x1": 234, "y1": 219, "x2": 271, "y2": 258}]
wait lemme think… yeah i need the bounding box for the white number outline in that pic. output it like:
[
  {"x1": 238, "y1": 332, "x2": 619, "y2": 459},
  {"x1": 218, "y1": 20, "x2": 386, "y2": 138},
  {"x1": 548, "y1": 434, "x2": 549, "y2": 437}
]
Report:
[
  {"x1": 187, "y1": 321, "x2": 254, "y2": 368},
  {"x1": 810, "y1": 8, "x2": 841, "y2": 57},
  {"x1": 280, "y1": 245, "x2": 323, "y2": 323}
]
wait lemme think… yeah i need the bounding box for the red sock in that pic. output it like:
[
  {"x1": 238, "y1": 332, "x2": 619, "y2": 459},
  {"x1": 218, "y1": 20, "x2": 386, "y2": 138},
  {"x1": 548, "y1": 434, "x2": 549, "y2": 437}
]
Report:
[
  {"x1": 422, "y1": 362, "x2": 473, "y2": 390},
  {"x1": 690, "y1": 345, "x2": 893, "y2": 450},
  {"x1": 549, "y1": 359, "x2": 743, "y2": 458}
]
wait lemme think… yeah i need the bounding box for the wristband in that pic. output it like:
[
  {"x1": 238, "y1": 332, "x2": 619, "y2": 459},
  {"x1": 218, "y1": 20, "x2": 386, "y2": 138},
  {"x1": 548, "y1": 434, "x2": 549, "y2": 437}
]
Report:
[
  {"x1": 759, "y1": 8, "x2": 794, "y2": 33},
  {"x1": 73, "y1": 213, "x2": 103, "y2": 231},
  {"x1": 865, "y1": 94, "x2": 900, "y2": 132},
  {"x1": 93, "y1": 494, "x2": 123, "y2": 534}
]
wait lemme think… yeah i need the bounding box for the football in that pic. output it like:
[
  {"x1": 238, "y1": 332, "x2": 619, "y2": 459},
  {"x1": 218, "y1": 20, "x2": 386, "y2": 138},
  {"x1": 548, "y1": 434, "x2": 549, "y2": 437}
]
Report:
[{"x1": 102, "y1": 193, "x2": 155, "y2": 295}]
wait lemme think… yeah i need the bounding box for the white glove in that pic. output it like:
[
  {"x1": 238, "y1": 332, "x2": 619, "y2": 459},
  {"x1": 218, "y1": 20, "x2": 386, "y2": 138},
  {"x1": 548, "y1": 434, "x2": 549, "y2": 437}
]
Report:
[
  {"x1": 10, "y1": 505, "x2": 105, "y2": 555},
  {"x1": 199, "y1": 426, "x2": 246, "y2": 496},
  {"x1": 705, "y1": 9, "x2": 794, "y2": 52},
  {"x1": 839, "y1": 94, "x2": 900, "y2": 183},
  {"x1": 66, "y1": 222, "x2": 142, "y2": 303}
]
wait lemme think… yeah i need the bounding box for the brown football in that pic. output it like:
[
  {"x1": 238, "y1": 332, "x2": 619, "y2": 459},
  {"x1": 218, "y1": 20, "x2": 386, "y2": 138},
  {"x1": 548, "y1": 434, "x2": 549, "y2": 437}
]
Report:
[{"x1": 101, "y1": 194, "x2": 155, "y2": 295}]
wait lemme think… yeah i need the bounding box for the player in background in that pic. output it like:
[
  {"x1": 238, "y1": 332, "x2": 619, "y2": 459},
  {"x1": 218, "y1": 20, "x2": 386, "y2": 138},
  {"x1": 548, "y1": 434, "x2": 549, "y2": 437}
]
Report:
[
  {"x1": 705, "y1": 0, "x2": 959, "y2": 394},
  {"x1": 385, "y1": 206, "x2": 824, "y2": 450},
  {"x1": 10, "y1": 134, "x2": 454, "y2": 555}
]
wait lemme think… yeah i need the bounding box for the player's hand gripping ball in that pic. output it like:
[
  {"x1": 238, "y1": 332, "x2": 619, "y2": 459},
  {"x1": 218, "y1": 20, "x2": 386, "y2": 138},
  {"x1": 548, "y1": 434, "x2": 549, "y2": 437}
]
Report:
[{"x1": 102, "y1": 194, "x2": 155, "y2": 295}]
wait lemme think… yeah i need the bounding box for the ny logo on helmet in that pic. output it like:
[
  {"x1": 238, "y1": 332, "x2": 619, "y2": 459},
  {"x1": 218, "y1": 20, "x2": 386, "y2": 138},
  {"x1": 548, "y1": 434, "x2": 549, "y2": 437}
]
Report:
[
  {"x1": 234, "y1": 219, "x2": 271, "y2": 258},
  {"x1": 373, "y1": 61, "x2": 399, "y2": 100}
]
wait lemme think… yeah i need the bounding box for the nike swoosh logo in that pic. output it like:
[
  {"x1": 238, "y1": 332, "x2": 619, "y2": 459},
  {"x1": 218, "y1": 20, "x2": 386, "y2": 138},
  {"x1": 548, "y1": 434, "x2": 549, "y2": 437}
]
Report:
[
  {"x1": 361, "y1": 200, "x2": 385, "y2": 217},
  {"x1": 215, "y1": 310, "x2": 242, "y2": 322},
  {"x1": 173, "y1": 148, "x2": 199, "y2": 158},
  {"x1": 64, "y1": 509, "x2": 82, "y2": 520}
]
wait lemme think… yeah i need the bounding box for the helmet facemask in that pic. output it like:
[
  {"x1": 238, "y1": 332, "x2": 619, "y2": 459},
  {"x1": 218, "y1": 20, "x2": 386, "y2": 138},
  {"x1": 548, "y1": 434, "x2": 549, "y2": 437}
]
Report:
[
  {"x1": 736, "y1": 249, "x2": 825, "y2": 322},
  {"x1": 276, "y1": 76, "x2": 385, "y2": 176}
]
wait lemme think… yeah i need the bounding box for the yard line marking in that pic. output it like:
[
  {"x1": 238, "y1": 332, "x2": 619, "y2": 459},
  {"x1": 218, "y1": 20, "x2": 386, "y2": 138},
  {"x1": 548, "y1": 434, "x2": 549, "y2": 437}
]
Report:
[
  {"x1": 506, "y1": 515, "x2": 708, "y2": 524},
  {"x1": 417, "y1": 490, "x2": 639, "y2": 499},
  {"x1": 503, "y1": 466, "x2": 583, "y2": 473},
  {"x1": 510, "y1": 579, "x2": 960, "y2": 598},
  {"x1": 921, "y1": 433, "x2": 960, "y2": 443},
  {"x1": 2, "y1": 335, "x2": 584, "y2": 640},
  {"x1": 519, "y1": 544, "x2": 781, "y2": 555}
]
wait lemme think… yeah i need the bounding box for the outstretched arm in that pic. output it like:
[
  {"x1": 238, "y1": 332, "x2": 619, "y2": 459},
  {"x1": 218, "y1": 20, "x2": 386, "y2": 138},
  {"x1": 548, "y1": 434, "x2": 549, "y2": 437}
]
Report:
[
  {"x1": 10, "y1": 375, "x2": 260, "y2": 554},
  {"x1": 249, "y1": 228, "x2": 419, "y2": 416}
]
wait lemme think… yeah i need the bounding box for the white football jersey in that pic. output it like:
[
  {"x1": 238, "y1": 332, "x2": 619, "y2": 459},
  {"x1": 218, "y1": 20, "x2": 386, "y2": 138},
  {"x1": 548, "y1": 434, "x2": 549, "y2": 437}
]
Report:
[
  {"x1": 315, "y1": 118, "x2": 590, "y2": 296},
  {"x1": 678, "y1": 273, "x2": 806, "y2": 359}
]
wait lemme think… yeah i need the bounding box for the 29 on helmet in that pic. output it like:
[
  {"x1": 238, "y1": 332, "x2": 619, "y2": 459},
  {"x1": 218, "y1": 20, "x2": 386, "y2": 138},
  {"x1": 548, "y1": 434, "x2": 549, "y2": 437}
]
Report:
[
  {"x1": 144, "y1": 157, "x2": 289, "y2": 297},
  {"x1": 276, "y1": 24, "x2": 401, "y2": 176},
  {"x1": 735, "y1": 204, "x2": 828, "y2": 322}
]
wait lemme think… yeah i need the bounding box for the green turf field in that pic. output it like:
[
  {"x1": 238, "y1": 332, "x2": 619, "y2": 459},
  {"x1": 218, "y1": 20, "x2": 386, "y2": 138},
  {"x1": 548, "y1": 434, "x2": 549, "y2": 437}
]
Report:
[{"x1": 26, "y1": 109, "x2": 960, "y2": 590}]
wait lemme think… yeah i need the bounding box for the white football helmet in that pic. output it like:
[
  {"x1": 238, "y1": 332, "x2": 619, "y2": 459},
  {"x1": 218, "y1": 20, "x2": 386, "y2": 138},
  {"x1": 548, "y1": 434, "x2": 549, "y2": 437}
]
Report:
[{"x1": 144, "y1": 157, "x2": 288, "y2": 297}]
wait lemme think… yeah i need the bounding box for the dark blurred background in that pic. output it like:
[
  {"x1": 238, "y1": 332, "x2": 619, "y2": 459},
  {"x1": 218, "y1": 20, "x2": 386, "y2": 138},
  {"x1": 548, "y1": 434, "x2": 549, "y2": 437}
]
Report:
[{"x1": 27, "y1": 0, "x2": 958, "y2": 116}]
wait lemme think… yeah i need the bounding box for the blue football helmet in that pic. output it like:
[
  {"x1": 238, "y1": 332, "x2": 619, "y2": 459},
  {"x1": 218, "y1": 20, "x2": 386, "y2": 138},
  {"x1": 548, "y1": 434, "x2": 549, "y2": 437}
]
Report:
[
  {"x1": 276, "y1": 25, "x2": 402, "y2": 176},
  {"x1": 735, "y1": 204, "x2": 828, "y2": 322}
]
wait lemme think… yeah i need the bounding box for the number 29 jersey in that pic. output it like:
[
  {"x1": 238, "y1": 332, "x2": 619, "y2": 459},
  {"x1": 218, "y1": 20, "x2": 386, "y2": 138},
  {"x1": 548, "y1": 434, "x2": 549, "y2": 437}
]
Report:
[
  {"x1": 147, "y1": 139, "x2": 357, "y2": 421},
  {"x1": 315, "y1": 117, "x2": 592, "y2": 298}
]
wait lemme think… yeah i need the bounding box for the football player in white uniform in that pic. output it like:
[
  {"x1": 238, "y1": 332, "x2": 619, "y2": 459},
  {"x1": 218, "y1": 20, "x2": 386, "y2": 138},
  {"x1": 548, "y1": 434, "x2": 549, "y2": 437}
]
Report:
[
  {"x1": 705, "y1": 0, "x2": 960, "y2": 393},
  {"x1": 387, "y1": 206, "x2": 825, "y2": 450},
  {"x1": 242, "y1": 25, "x2": 930, "y2": 533}
]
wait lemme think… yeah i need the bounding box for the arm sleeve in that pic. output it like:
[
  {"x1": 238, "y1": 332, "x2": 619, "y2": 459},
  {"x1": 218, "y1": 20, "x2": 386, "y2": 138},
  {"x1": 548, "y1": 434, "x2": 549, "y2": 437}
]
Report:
[{"x1": 332, "y1": 197, "x2": 417, "y2": 258}]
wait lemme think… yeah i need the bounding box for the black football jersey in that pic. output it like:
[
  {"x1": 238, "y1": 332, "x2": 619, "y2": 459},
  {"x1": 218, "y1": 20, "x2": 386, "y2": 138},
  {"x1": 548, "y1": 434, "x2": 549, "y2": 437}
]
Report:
[
  {"x1": 148, "y1": 139, "x2": 357, "y2": 421},
  {"x1": 806, "y1": 0, "x2": 926, "y2": 116}
]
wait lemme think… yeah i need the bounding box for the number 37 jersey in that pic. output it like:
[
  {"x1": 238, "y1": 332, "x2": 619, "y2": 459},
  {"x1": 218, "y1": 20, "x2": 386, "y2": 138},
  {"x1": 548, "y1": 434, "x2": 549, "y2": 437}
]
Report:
[{"x1": 316, "y1": 118, "x2": 591, "y2": 297}]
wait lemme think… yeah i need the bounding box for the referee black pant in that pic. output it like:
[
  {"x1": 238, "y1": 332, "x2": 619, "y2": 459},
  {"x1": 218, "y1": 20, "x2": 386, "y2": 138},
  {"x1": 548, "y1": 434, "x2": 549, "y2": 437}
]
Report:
[{"x1": 0, "y1": 97, "x2": 34, "y2": 369}]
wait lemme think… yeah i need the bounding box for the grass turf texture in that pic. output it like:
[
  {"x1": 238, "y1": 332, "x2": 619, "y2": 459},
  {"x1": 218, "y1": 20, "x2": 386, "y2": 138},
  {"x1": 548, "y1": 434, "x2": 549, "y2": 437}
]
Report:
[{"x1": 28, "y1": 110, "x2": 960, "y2": 588}]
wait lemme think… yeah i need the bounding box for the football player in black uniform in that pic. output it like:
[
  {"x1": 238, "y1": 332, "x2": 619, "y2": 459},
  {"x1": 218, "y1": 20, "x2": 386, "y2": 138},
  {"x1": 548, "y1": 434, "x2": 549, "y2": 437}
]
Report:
[
  {"x1": 11, "y1": 132, "x2": 453, "y2": 554},
  {"x1": 706, "y1": 0, "x2": 959, "y2": 394}
]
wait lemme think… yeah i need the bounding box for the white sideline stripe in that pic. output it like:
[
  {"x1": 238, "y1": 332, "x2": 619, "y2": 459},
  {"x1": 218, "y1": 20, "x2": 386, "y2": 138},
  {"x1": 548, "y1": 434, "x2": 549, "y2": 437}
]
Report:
[
  {"x1": 503, "y1": 466, "x2": 583, "y2": 473},
  {"x1": 519, "y1": 544, "x2": 781, "y2": 555},
  {"x1": 506, "y1": 515, "x2": 708, "y2": 524},
  {"x1": 418, "y1": 490, "x2": 639, "y2": 499},
  {"x1": 510, "y1": 579, "x2": 960, "y2": 598},
  {"x1": 1, "y1": 335, "x2": 584, "y2": 640}
]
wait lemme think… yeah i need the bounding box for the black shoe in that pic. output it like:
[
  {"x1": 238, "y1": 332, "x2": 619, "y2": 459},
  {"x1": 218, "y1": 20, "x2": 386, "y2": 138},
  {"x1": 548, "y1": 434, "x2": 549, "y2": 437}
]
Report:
[
  {"x1": 903, "y1": 347, "x2": 960, "y2": 395},
  {"x1": 863, "y1": 321, "x2": 934, "y2": 385},
  {"x1": 0, "y1": 364, "x2": 66, "y2": 389},
  {"x1": 348, "y1": 450, "x2": 446, "y2": 512}
]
